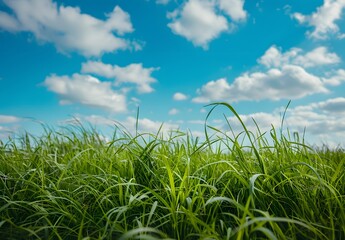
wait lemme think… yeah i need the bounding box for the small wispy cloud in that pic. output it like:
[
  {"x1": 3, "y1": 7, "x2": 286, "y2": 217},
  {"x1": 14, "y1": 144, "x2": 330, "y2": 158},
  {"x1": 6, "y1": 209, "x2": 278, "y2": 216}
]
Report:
[
  {"x1": 168, "y1": 108, "x2": 179, "y2": 115},
  {"x1": 173, "y1": 92, "x2": 188, "y2": 101},
  {"x1": 292, "y1": 0, "x2": 345, "y2": 39}
]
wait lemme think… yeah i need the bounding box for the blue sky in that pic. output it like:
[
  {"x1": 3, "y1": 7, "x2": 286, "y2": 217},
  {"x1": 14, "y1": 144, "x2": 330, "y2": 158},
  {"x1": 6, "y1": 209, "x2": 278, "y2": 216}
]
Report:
[{"x1": 1, "y1": 0, "x2": 345, "y2": 147}]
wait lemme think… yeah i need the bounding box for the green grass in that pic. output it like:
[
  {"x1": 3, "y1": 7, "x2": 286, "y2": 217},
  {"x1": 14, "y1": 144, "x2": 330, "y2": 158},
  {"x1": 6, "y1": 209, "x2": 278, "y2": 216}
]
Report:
[{"x1": 0, "y1": 103, "x2": 344, "y2": 239}]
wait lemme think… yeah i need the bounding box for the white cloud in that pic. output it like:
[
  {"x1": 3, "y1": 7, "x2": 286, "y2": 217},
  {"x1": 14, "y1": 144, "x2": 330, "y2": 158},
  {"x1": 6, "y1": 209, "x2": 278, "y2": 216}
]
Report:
[
  {"x1": 168, "y1": 108, "x2": 179, "y2": 115},
  {"x1": 322, "y1": 69, "x2": 345, "y2": 86},
  {"x1": 193, "y1": 45, "x2": 344, "y2": 103},
  {"x1": 0, "y1": 115, "x2": 21, "y2": 124},
  {"x1": 130, "y1": 97, "x2": 141, "y2": 104},
  {"x1": 292, "y1": 0, "x2": 345, "y2": 39},
  {"x1": 193, "y1": 65, "x2": 328, "y2": 103},
  {"x1": 286, "y1": 99, "x2": 345, "y2": 145},
  {"x1": 193, "y1": 78, "x2": 230, "y2": 103},
  {"x1": 215, "y1": 98, "x2": 345, "y2": 147},
  {"x1": 129, "y1": 40, "x2": 145, "y2": 51},
  {"x1": 293, "y1": 47, "x2": 340, "y2": 67},
  {"x1": 338, "y1": 33, "x2": 345, "y2": 39},
  {"x1": 167, "y1": 0, "x2": 248, "y2": 47},
  {"x1": 258, "y1": 46, "x2": 301, "y2": 68},
  {"x1": 259, "y1": 46, "x2": 340, "y2": 68},
  {"x1": 316, "y1": 97, "x2": 345, "y2": 112},
  {"x1": 44, "y1": 61, "x2": 158, "y2": 112},
  {"x1": 0, "y1": 11, "x2": 20, "y2": 31},
  {"x1": 173, "y1": 92, "x2": 188, "y2": 101},
  {"x1": 225, "y1": 112, "x2": 282, "y2": 134},
  {"x1": 218, "y1": 0, "x2": 247, "y2": 21},
  {"x1": 82, "y1": 61, "x2": 158, "y2": 93},
  {"x1": 104, "y1": 5, "x2": 133, "y2": 35},
  {"x1": 0, "y1": 0, "x2": 135, "y2": 56},
  {"x1": 43, "y1": 74, "x2": 127, "y2": 112},
  {"x1": 168, "y1": 0, "x2": 229, "y2": 48}
]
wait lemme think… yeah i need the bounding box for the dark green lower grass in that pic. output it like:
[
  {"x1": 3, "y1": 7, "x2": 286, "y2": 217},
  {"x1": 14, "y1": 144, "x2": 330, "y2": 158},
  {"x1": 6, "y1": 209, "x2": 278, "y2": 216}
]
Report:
[{"x1": 0, "y1": 103, "x2": 344, "y2": 239}]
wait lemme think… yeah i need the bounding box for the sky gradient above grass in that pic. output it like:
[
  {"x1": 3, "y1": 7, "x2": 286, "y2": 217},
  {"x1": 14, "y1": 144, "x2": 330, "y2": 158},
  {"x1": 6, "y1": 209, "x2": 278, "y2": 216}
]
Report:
[{"x1": 0, "y1": 0, "x2": 345, "y2": 146}]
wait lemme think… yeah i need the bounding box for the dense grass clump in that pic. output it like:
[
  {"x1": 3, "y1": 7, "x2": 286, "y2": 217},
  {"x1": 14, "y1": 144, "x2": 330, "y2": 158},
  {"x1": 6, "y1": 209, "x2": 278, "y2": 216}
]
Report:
[{"x1": 0, "y1": 103, "x2": 344, "y2": 239}]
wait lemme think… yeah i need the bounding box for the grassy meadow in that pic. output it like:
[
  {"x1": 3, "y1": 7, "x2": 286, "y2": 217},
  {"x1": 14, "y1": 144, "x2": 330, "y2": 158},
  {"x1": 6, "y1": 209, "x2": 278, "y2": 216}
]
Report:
[{"x1": 0, "y1": 103, "x2": 344, "y2": 239}]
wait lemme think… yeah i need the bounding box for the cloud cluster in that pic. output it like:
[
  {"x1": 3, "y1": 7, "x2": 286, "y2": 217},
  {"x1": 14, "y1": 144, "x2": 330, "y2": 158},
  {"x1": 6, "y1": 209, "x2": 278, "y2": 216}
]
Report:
[
  {"x1": 322, "y1": 69, "x2": 345, "y2": 86},
  {"x1": 0, "y1": 0, "x2": 135, "y2": 56},
  {"x1": 44, "y1": 62, "x2": 158, "y2": 112},
  {"x1": 193, "y1": 46, "x2": 344, "y2": 103},
  {"x1": 311, "y1": 97, "x2": 345, "y2": 113},
  {"x1": 293, "y1": 0, "x2": 345, "y2": 39},
  {"x1": 259, "y1": 46, "x2": 340, "y2": 68},
  {"x1": 214, "y1": 97, "x2": 345, "y2": 146},
  {"x1": 43, "y1": 74, "x2": 127, "y2": 112},
  {"x1": 168, "y1": 0, "x2": 247, "y2": 48},
  {"x1": 82, "y1": 61, "x2": 158, "y2": 93}
]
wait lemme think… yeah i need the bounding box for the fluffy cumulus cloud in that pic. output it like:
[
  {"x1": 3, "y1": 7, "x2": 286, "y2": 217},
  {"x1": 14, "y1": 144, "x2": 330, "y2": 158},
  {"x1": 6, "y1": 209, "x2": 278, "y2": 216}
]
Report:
[
  {"x1": 293, "y1": 0, "x2": 345, "y2": 39},
  {"x1": 0, "y1": 0, "x2": 135, "y2": 56},
  {"x1": 193, "y1": 45, "x2": 344, "y2": 103},
  {"x1": 43, "y1": 61, "x2": 158, "y2": 112},
  {"x1": 43, "y1": 74, "x2": 127, "y2": 112},
  {"x1": 218, "y1": 0, "x2": 247, "y2": 21},
  {"x1": 167, "y1": 0, "x2": 247, "y2": 48},
  {"x1": 173, "y1": 92, "x2": 188, "y2": 101},
  {"x1": 82, "y1": 61, "x2": 158, "y2": 93},
  {"x1": 193, "y1": 67, "x2": 328, "y2": 103},
  {"x1": 168, "y1": 0, "x2": 228, "y2": 48},
  {"x1": 259, "y1": 46, "x2": 340, "y2": 68}
]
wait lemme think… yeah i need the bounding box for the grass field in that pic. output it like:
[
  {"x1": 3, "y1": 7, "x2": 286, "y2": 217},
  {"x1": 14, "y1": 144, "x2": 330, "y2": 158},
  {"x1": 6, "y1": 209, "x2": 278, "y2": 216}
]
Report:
[{"x1": 1, "y1": 103, "x2": 344, "y2": 239}]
